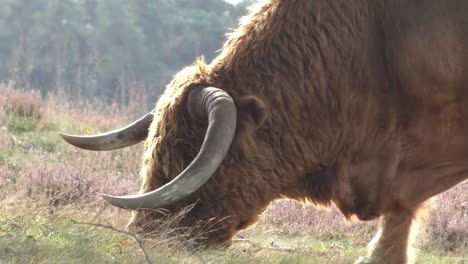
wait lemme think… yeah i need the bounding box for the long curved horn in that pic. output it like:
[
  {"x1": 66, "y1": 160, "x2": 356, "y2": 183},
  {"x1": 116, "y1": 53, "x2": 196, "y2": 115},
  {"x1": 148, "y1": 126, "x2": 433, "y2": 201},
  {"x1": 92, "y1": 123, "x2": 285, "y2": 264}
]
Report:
[
  {"x1": 60, "y1": 111, "x2": 154, "y2": 151},
  {"x1": 101, "y1": 87, "x2": 237, "y2": 209}
]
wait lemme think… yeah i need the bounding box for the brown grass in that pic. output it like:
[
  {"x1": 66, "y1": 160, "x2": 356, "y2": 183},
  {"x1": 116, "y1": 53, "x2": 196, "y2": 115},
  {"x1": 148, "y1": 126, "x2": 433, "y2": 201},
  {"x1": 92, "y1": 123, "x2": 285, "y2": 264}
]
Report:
[
  {"x1": 0, "y1": 87, "x2": 466, "y2": 263},
  {"x1": 425, "y1": 183, "x2": 468, "y2": 253},
  {"x1": 0, "y1": 81, "x2": 42, "y2": 118}
]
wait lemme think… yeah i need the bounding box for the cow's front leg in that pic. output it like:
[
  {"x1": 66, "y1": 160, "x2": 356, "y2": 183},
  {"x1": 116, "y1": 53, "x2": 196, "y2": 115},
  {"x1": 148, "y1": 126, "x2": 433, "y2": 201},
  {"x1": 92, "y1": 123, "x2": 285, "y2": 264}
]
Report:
[{"x1": 356, "y1": 203, "x2": 430, "y2": 264}]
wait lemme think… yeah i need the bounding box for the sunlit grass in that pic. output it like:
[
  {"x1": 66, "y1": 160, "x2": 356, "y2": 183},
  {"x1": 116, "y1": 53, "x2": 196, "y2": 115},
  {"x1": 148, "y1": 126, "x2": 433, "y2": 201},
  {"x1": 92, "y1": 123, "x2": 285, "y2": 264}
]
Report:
[
  {"x1": 1, "y1": 206, "x2": 464, "y2": 264},
  {"x1": 0, "y1": 206, "x2": 138, "y2": 264},
  {"x1": 0, "y1": 86, "x2": 466, "y2": 263}
]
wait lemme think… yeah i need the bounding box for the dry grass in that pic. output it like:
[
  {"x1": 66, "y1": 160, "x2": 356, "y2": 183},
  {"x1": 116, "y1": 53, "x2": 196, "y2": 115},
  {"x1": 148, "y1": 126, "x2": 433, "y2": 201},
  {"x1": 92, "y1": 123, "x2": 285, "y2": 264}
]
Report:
[
  {"x1": 425, "y1": 184, "x2": 468, "y2": 254},
  {"x1": 0, "y1": 82, "x2": 42, "y2": 119},
  {"x1": 0, "y1": 87, "x2": 467, "y2": 263}
]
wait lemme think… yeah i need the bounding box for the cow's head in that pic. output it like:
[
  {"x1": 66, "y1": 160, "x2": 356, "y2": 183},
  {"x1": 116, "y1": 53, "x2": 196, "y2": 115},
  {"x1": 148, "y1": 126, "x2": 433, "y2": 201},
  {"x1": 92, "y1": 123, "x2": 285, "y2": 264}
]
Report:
[{"x1": 61, "y1": 63, "x2": 269, "y2": 247}]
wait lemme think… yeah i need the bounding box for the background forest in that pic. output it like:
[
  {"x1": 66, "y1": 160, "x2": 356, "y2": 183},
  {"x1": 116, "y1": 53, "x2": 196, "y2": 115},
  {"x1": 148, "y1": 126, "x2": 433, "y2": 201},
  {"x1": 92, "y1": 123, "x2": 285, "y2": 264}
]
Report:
[{"x1": 0, "y1": 0, "x2": 249, "y2": 107}]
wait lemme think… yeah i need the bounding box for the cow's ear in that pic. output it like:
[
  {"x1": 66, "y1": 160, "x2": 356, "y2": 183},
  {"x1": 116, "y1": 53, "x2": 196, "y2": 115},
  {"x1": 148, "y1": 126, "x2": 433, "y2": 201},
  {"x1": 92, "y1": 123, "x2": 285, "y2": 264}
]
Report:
[{"x1": 237, "y1": 95, "x2": 267, "y2": 129}]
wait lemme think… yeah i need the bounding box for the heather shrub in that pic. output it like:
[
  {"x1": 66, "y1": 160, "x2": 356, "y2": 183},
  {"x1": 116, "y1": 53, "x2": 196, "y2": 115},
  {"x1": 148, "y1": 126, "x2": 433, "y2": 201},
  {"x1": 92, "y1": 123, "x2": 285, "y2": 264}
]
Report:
[
  {"x1": 424, "y1": 183, "x2": 468, "y2": 253},
  {"x1": 0, "y1": 166, "x2": 14, "y2": 190},
  {"x1": 23, "y1": 161, "x2": 90, "y2": 207},
  {"x1": 1, "y1": 83, "x2": 43, "y2": 133},
  {"x1": 0, "y1": 105, "x2": 5, "y2": 128},
  {"x1": 0, "y1": 83, "x2": 42, "y2": 119},
  {"x1": 258, "y1": 200, "x2": 375, "y2": 240}
]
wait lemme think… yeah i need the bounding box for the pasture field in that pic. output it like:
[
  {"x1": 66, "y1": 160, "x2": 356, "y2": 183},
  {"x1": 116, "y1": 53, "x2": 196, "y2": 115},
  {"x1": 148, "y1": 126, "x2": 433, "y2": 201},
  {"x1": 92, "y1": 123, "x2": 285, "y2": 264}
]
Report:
[{"x1": 0, "y1": 84, "x2": 466, "y2": 263}]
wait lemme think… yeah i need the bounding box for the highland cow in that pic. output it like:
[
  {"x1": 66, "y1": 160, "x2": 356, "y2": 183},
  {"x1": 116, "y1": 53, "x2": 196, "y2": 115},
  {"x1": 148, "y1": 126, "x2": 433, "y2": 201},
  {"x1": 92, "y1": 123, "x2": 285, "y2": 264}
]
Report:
[{"x1": 61, "y1": 0, "x2": 468, "y2": 263}]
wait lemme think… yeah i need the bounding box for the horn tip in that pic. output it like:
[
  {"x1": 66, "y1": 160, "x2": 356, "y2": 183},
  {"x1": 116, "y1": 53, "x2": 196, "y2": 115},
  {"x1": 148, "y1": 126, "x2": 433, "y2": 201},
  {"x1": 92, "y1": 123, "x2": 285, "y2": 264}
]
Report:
[
  {"x1": 59, "y1": 132, "x2": 89, "y2": 149},
  {"x1": 101, "y1": 193, "x2": 117, "y2": 204},
  {"x1": 59, "y1": 132, "x2": 71, "y2": 139},
  {"x1": 59, "y1": 132, "x2": 82, "y2": 143},
  {"x1": 101, "y1": 193, "x2": 136, "y2": 210},
  {"x1": 59, "y1": 132, "x2": 77, "y2": 144}
]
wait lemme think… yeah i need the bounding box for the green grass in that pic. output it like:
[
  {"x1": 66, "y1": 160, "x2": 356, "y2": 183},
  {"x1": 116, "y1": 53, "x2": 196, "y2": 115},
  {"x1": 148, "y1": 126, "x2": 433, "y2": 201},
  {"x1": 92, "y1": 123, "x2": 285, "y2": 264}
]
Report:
[
  {"x1": 1, "y1": 210, "x2": 464, "y2": 264},
  {"x1": 0, "y1": 91, "x2": 466, "y2": 263},
  {"x1": 0, "y1": 212, "x2": 137, "y2": 263},
  {"x1": 0, "y1": 210, "x2": 362, "y2": 264},
  {"x1": 6, "y1": 114, "x2": 38, "y2": 133}
]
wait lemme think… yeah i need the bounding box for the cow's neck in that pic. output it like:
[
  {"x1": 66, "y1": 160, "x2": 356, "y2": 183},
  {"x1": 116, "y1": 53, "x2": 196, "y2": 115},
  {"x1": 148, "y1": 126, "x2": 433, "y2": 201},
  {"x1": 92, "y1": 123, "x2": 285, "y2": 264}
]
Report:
[{"x1": 210, "y1": 0, "x2": 384, "y2": 170}]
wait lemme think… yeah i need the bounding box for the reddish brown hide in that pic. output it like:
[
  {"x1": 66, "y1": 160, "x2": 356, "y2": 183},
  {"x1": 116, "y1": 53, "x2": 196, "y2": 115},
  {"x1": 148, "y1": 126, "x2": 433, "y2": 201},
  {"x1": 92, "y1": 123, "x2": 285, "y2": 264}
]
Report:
[{"x1": 63, "y1": 1, "x2": 468, "y2": 263}]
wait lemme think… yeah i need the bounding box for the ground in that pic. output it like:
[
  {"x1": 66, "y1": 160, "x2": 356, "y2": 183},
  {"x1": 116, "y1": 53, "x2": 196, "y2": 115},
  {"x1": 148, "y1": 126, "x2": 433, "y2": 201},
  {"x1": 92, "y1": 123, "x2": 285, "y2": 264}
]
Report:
[{"x1": 0, "y1": 84, "x2": 466, "y2": 263}]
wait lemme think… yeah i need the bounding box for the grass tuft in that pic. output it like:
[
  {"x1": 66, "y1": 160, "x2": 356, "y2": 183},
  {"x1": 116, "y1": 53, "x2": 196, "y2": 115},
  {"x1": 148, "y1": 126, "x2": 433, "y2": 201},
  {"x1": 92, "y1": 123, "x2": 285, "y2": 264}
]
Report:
[
  {"x1": 0, "y1": 85, "x2": 466, "y2": 263},
  {"x1": 0, "y1": 82, "x2": 42, "y2": 119}
]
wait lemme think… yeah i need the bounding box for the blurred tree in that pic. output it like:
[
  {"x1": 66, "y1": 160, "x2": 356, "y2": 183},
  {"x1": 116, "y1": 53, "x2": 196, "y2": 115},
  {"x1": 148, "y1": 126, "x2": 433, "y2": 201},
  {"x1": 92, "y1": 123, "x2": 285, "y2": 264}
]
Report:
[{"x1": 0, "y1": 0, "x2": 249, "y2": 107}]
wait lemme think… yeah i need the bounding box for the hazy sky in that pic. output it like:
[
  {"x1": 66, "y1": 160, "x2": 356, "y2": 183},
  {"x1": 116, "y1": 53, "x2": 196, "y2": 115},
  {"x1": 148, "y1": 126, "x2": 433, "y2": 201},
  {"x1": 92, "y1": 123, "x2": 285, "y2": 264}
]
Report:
[{"x1": 225, "y1": 0, "x2": 244, "y2": 4}]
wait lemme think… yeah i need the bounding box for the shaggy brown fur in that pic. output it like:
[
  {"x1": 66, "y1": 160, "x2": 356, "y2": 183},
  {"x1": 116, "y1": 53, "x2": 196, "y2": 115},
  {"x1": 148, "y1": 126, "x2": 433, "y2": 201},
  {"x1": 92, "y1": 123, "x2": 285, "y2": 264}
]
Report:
[{"x1": 127, "y1": 1, "x2": 468, "y2": 263}]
